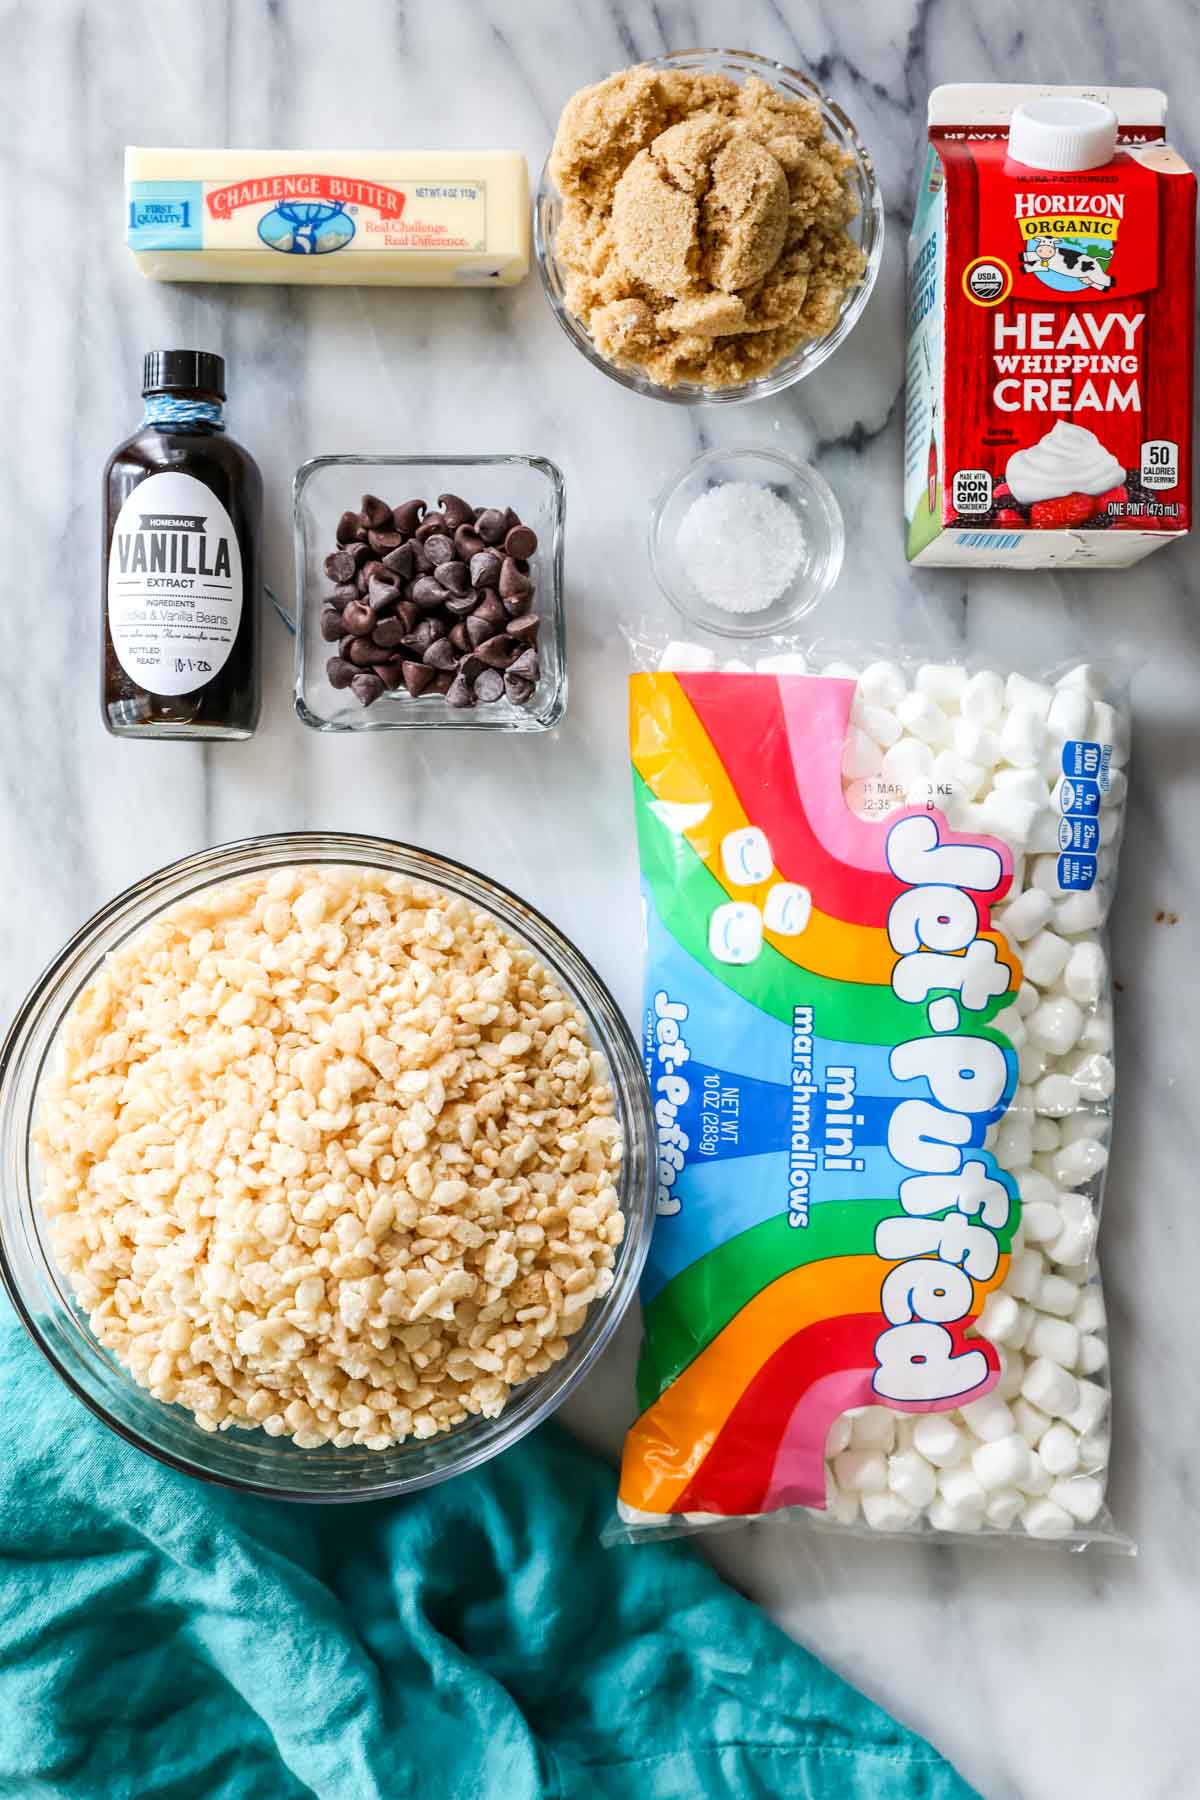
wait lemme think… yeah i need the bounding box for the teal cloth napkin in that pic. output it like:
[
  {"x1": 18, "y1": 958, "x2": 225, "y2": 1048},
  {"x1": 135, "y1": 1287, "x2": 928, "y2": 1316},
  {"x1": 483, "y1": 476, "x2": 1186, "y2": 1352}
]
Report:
[{"x1": 0, "y1": 1307, "x2": 975, "y2": 1799}]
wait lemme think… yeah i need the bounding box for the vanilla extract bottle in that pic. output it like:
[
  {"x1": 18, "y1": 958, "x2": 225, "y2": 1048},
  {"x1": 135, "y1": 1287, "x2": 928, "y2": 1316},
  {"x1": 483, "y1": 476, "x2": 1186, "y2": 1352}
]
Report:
[{"x1": 102, "y1": 350, "x2": 261, "y2": 738}]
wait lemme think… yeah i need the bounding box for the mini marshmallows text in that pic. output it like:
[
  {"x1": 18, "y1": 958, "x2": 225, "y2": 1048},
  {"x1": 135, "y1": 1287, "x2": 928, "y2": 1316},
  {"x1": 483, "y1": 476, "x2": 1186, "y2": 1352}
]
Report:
[
  {"x1": 676, "y1": 482, "x2": 806, "y2": 615},
  {"x1": 654, "y1": 643, "x2": 1125, "y2": 1541}
]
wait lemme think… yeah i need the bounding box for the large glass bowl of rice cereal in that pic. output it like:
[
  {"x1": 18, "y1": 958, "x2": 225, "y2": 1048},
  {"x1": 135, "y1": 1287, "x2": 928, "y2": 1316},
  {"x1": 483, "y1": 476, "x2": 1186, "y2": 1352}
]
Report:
[
  {"x1": 535, "y1": 49, "x2": 884, "y2": 403},
  {"x1": 0, "y1": 834, "x2": 654, "y2": 1500}
]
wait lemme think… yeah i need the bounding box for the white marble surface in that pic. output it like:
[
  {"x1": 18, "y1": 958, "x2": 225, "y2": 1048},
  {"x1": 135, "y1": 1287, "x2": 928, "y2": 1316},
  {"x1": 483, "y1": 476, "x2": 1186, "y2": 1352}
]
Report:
[{"x1": 4, "y1": 2, "x2": 1200, "y2": 1794}]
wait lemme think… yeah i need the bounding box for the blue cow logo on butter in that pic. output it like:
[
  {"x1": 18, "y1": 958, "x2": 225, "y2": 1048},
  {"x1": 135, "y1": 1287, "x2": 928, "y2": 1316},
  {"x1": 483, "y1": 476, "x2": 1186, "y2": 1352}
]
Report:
[{"x1": 257, "y1": 200, "x2": 355, "y2": 256}]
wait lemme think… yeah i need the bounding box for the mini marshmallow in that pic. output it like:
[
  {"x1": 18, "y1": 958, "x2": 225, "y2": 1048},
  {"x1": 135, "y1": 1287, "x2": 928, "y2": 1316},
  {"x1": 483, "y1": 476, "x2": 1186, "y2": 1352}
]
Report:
[
  {"x1": 1033, "y1": 1073, "x2": 1078, "y2": 1118},
  {"x1": 1025, "y1": 1315, "x2": 1080, "y2": 1369},
  {"x1": 896, "y1": 690, "x2": 950, "y2": 746},
  {"x1": 993, "y1": 765, "x2": 1050, "y2": 803},
  {"x1": 825, "y1": 1414, "x2": 853, "y2": 1457},
  {"x1": 1090, "y1": 699, "x2": 1119, "y2": 755},
  {"x1": 994, "y1": 887, "x2": 1053, "y2": 942},
  {"x1": 960, "y1": 1393, "x2": 1015, "y2": 1442},
  {"x1": 1049, "y1": 1475, "x2": 1104, "y2": 1524},
  {"x1": 1021, "y1": 1497, "x2": 1073, "y2": 1538},
  {"x1": 1059, "y1": 1112, "x2": 1106, "y2": 1146},
  {"x1": 996, "y1": 1349, "x2": 1026, "y2": 1399},
  {"x1": 842, "y1": 726, "x2": 884, "y2": 780},
  {"x1": 1046, "y1": 685, "x2": 1092, "y2": 744},
  {"x1": 1048, "y1": 1217, "x2": 1093, "y2": 1271},
  {"x1": 1028, "y1": 809, "x2": 1065, "y2": 855},
  {"x1": 1000, "y1": 706, "x2": 1048, "y2": 769},
  {"x1": 1013, "y1": 1397, "x2": 1050, "y2": 1446},
  {"x1": 928, "y1": 1496, "x2": 983, "y2": 1533},
  {"x1": 916, "y1": 662, "x2": 968, "y2": 707},
  {"x1": 1078, "y1": 1005, "x2": 1114, "y2": 1055},
  {"x1": 985, "y1": 1487, "x2": 1025, "y2": 1530},
  {"x1": 826, "y1": 1482, "x2": 861, "y2": 1526},
  {"x1": 1061, "y1": 1052, "x2": 1114, "y2": 1104},
  {"x1": 756, "y1": 651, "x2": 811, "y2": 674},
  {"x1": 912, "y1": 1413, "x2": 967, "y2": 1468},
  {"x1": 850, "y1": 1408, "x2": 896, "y2": 1453},
  {"x1": 861, "y1": 1490, "x2": 920, "y2": 1532},
  {"x1": 1054, "y1": 889, "x2": 1106, "y2": 936},
  {"x1": 953, "y1": 717, "x2": 1001, "y2": 767},
  {"x1": 1022, "y1": 1356, "x2": 1080, "y2": 1419},
  {"x1": 1021, "y1": 1199, "x2": 1062, "y2": 1244},
  {"x1": 1009, "y1": 1303, "x2": 1035, "y2": 1352},
  {"x1": 1101, "y1": 765, "x2": 1127, "y2": 810},
  {"x1": 972, "y1": 1433, "x2": 1034, "y2": 1492},
  {"x1": 660, "y1": 641, "x2": 716, "y2": 672},
  {"x1": 939, "y1": 1464, "x2": 988, "y2": 1511},
  {"x1": 1079, "y1": 1428, "x2": 1110, "y2": 1470},
  {"x1": 1019, "y1": 1169, "x2": 1060, "y2": 1209},
  {"x1": 1052, "y1": 1137, "x2": 1108, "y2": 1190},
  {"x1": 763, "y1": 883, "x2": 812, "y2": 936},
  {"x1": 887, "y1": 1449, "x2": 938, "y2": 1509},
  {"x1": 1027, "y1": 996, "x2": 1084, "y2": 1057},
  {"x1": 977, "y1": 1290, "x2": 1021, "y2": 1345},
  {"x1": 851, "y1": 697, "x2": 903, "y2": 747},
  {"x1": 933, "y1": 749, "x2": 986, "y2": 801},
  {"x1": 1030, "y1": 855, "x2": 1067, "y2": 897},
  {"x1": 709, "y1": 902, "x2": 763, "y2": 966},
  {"x1": 1072, "y1": 1288, "x2": 1106, "y2": 1333},
  {"x1": 720, "y1": 826, "x2": 774, "y2": 887},
  {"x1": 1078, "y1": 1335, "x2": 1108, "y2": 1375},
  {"x1": 882, "y1": 737, "x2": 934, "y2": 786},
  {"x1": 857, "y1": 660, "x2": 907, "y2": 708},
  {"x1": 1099, "y1": 809, "x2": 1122, "y2": 848},
  {"x1": 996, "y1": 1114, "x2": 1033, "y2": 1171},
  {"x1": 1057, "y1": 663, "x2": 1107, "y2": 701},
  {"x1": 832, "y1": 1448, "x2": 887, "y2": 1494},
  {"x1": 1005, "y1": 1014, "x2": 1027, "y2": 1050},
  {"x1": 1019, "y1": 1453, "x2": 1053, "y2": 1496},
  {"x1": 960, "y1": 668, "x2": 1005, "y2": 723},
  {"x1": 1032, "y1": 1120, "x2": 1061, "y2": 1152},
  {"x1": 1005, "y1": 672, "x2": 1054, "y2": 721},
  {"x1": 1006, "y1": 1248, "x2": 1045, "y2": 1302},
  {"x1": 1022, "y1": 929, "x2": 1072, "y2": 989},
  {"x1": 979, "y1": 788, "x2": 1042, "y2": 848},
  {"x1": 1015, "y1": 981, "x2": 1040, "y2": 1018},
  {"x1": 1037, "y1": 1273, "x2": 1081, "y2": 1318}
]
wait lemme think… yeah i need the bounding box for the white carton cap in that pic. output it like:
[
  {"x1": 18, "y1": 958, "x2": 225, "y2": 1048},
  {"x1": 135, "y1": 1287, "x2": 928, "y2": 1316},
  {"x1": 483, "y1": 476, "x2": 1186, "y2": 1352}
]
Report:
[{"x1": 1008, "y1": 97, "x2": 1118, "y2": 171}]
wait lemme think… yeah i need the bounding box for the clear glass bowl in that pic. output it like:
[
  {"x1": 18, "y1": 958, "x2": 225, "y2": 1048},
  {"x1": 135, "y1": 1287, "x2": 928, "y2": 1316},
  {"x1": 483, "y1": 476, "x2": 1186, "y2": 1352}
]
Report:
[
  {"x1": 534, "y1": 48, "x2": 885, "y2": 405},
  {"x1": 649, "y1": 447, "x2": 844, "y2": 636},
  {"x1": 0, "y1": 834, "x2": 654, "y2": 1501},
  {"x1": 294, "y1": 456, "x2": 566, "y2": 732}
]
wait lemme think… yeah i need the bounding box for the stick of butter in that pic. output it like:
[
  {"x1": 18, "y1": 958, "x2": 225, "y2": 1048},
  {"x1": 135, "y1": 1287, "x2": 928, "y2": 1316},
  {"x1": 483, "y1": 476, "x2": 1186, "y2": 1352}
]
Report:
[{"x1": 125, "y1": 148, "x2": 530, "y2": 286}]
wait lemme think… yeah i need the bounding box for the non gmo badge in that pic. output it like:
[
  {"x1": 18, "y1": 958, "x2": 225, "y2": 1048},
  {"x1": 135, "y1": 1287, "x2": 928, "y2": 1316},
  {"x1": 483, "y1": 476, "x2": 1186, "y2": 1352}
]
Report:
[{"x1": 962, "y1": 256, "x2": 1013, "y2": 306}]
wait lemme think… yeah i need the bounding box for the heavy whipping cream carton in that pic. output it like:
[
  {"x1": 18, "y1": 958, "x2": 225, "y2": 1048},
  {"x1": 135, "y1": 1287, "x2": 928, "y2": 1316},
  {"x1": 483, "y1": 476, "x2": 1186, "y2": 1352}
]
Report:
[{"x1": 906, "y1": 86, "x2": 1195, "y2": 567}]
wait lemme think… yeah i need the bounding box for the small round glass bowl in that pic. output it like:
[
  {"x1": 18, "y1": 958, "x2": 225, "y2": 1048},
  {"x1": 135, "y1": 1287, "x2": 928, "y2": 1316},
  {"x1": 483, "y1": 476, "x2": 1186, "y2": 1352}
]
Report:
[
  {"x1": 534, "y1": 47, "x2": 884, "y2": 405},
  {"x1": 0, "y1": 834, "x2": 654, "y2": 1503},
  {"x1": 649, "y1": 447, "x2": 844, "y2": 637}
]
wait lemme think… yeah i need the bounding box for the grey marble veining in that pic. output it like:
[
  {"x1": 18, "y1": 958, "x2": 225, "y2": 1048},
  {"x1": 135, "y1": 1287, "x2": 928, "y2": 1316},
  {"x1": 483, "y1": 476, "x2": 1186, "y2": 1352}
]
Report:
[{"x1": 3, "y1": 2, "x2": 1199, "y2": 1794}]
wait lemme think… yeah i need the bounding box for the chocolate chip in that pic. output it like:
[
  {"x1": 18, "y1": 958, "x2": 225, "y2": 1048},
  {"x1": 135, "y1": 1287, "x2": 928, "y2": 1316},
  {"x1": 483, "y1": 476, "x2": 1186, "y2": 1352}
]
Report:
[
  {"x1": 367, "y1": 574, "x2": 400, "y2": 610},
  {"x1": 501, "y1": 589, "x2": 532, "y2": 619},
  {"x1": 431, "y1": 671, "x2": 455, "y2": 694},
  {"x1": 342, "y1": 601, "x2": 375, "y2": 636},
  {"x1": 348, "y1": 637, "x2": 384, "y2": 667},
  {"x1": 474, "y1": 635, "x2": 516, "y2": 668},
  {"x1": 469, "y1": 550, "x2": 502, "y2": 591},
  {"x1": 326, "y1": 656, "x2": 355, "y2": 688},
  {"x1": 473, "y1": 668, "x2": 505, "y2": 703},
  {"x1": 372, "y1": 616, "x2": 409, "y2": 649},
  {"x1": 392, "y1": 498, "x2": 425, "y2": 535},
  {"x1": 410, "y1": 539, "x2": 434, "y2": 576},
  {"x1": 504, "y1": 524, "x2": 538, "y2": 560},
  {"x1": 401, "y1": 619, "x2": 443, "y2": 653},
  {"x1": 472, "y1": 591, "x2": 507, "y2": 628},
  {"x1": 410, "y1": 576, "x2": 451, "y2": 609},
  {"x1": 446, "y1": 672, "x2": 475, "y2": 708},
  {"x1": 474, "y1": 508, "x2": 507, "y2": 545},
  {"x1": 357, "y1": 559, "x2": 384, "y2": 593},
  {"x1": 503, "y1": 507, "x2": 521, "y2": 532},
  {"x1": 377, "y1": 659, "x2": 405, "y2": 690},
  {"x1": 331, "y1": 582, "x2": 360, "y2": 605},
  {"x1": 438, "y1": 493, "x2": 475, "y2": 529},
  {"x1": 435, "y1": 560, "x2": 470, "y2": 595},
  {"x1": 395, "y1": 600, "x2": 420, "y2": 633},
  {"x1": 448, "y1": 621, "x2": 471, "y2": 653},
  {"x1": 414, "y1": 512, "x2": 449, "y2": 542},
  {"x1": 320, "y1": 608, "x2": 343, "y2": 642},
  {"x1": 360, "y1": 494, "x2": 393, "y2": 529},
  {"x1": 335, "y1": 510, "x2": 360, "y2": 545},
  {"x1": 507, "y1": 648, "x2": 540, "y2": 682},
  {"x1": 460, "y1": 654, "x2": 484, "y2": 683},
  {"x1": 423, "y1": 637, "x2": 460, "y2": 672},
  {"x1": 381, "y1": 542, "x2": 416, "y2": 580},
  {"x1": 464, "y1": 613, "x2": 493, "y2": 648},
  {"x1": 499, "y1": 557, "x2": 532, "y2": 601},
  {"x1": 352, "y1": 671, "x2": 385, "y2": 706},
  {"x1": 367, "y1": 527, "x2": 404, "y2": 553},
  {"x1": 422, "y1": 534, "x2": 456, "y2": 567},
  {"x1": 324, "y1": 547, "x2": 360, "y2": 584},
  {"x1": 454, "y1": 524, "x2": 485, "y2": 559},
  {"x1": 402, "y1": 661, "x2": 436, "y2": 696},
  {"x1": 504, "y1": 673, "x2": 535, "y2": 705},
  {"x1": 443, "y1": 591, "x2": 478, "y2": 618},
  {"x1": 506, "y1": 613, "x2": 540, "y2": 643}
]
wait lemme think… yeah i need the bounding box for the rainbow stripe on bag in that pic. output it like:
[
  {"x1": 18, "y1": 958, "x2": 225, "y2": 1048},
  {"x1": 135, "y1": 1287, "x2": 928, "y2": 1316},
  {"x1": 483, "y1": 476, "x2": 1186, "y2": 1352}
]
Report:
[{"x1": 618, "y1": 671, "x2": 1024, "y2": 1520}]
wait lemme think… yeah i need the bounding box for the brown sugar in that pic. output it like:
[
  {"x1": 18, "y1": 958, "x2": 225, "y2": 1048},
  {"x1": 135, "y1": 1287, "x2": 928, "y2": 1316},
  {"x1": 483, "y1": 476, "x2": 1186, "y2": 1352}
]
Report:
[{"x1": 548, "y1": 66, "x2": 867, "y2": 389}]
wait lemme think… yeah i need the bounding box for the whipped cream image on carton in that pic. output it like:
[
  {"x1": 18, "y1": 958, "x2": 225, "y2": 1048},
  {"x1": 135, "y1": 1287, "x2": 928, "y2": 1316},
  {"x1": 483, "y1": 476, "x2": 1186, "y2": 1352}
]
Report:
[{"x1": 905, "y1": 85, "x2": 1195, "y2": 567}]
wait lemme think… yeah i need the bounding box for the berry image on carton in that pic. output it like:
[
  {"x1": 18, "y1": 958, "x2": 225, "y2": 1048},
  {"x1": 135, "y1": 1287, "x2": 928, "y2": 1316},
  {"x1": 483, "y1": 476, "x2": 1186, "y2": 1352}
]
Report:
[{"x1": 905, "y1": 84, "x2": 1195, "y2": 568}]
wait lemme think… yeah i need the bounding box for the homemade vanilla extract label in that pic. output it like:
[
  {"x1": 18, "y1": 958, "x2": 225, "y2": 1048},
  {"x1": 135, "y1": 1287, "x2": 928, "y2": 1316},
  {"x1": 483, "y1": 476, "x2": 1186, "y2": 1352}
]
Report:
[{"x1": 107, "y1": 471, "x2": 243, "y2": 695}]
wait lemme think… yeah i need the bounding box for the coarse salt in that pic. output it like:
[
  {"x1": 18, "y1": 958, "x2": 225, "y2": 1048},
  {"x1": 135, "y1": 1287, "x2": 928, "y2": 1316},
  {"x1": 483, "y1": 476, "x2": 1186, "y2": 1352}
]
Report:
[{"x1": 676, "y1": 481, "x2": 805, "y2": 614}]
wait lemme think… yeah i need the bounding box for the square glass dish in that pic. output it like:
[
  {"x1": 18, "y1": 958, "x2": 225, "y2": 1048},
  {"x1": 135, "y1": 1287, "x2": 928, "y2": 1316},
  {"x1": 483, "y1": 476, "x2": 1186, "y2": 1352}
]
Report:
[{"x1": 293, "y1": 455, "x2": 566, "y2": 731}]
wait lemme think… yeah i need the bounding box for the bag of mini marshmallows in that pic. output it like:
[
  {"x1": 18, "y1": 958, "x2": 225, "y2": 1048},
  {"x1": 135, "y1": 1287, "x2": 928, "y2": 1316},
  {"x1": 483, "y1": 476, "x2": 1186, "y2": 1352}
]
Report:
[{"x1": 616, "y1": 630, "x2": 1129, "y2": 1548}]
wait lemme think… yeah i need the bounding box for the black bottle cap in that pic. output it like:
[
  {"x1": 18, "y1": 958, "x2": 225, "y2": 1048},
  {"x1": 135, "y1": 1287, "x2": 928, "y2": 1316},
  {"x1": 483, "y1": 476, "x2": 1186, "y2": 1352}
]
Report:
[{"x1": 142, "y1": 350, "x2": 226, "y2": 400}]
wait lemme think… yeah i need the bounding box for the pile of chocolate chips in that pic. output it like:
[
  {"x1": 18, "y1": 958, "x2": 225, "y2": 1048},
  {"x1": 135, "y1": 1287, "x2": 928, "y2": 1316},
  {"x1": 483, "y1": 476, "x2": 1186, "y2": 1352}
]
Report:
[{"x1": 322, "y1": 492, "x2": 542, "y2": 709}]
